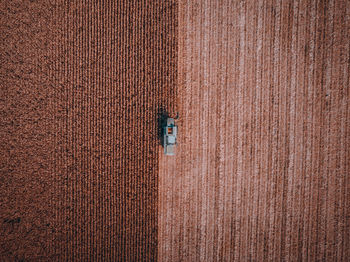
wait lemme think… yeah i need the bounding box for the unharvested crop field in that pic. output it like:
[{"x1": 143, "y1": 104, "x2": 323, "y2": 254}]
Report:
[
  {"x1": 1, "y1": 0, "x2": 176, "y2": 260},
  {"x1": 159, "y1": 0, "x2": 349, "y2": 261}
]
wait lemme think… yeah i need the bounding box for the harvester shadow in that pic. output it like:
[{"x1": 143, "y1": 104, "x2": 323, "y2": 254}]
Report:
[{"x1": 157, "y1": 107, "x2": 169, "y2": 147}]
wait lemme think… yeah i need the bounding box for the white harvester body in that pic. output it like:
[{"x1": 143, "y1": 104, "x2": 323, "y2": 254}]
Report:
[{"x1": 164, "y1": 118, "x2": 177, "y2": 156}]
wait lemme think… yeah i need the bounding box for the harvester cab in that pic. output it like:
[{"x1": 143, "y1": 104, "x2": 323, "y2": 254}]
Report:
[{"x1": 164, "y1": 117, "x2": 177, "y2": 156}]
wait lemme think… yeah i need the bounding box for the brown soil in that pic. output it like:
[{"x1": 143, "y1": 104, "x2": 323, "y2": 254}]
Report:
[
  {"x1": 1, "y1": 0, "x2": 349, "y2": 261},
  {"x1": 1, "y1": 0, "x2": 177, "y2": 261},
  {"x1": 159, "y1": 0, "x2": 349, "y2": 261}
]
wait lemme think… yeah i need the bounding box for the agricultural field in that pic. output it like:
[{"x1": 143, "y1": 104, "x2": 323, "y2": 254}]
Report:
[
  {"x1": 159, "y1": 0, "x2": 349, "y2": 261},
  {"x1": 1, "y1": 0, "x2": 349, "y2": 261},
  {"x1": 1, "y1": 0, "x2": 176, "y2": 260}
]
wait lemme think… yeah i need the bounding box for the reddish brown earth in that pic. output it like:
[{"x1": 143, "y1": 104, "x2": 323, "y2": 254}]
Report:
[
  {"x1": 1, "y1": 0, "x2": 176, "y2": 260},
  {"x1": 1, "y1": 0, "x2": 349, "y2": 261},
  {"x1": 159, "y1": 0, "x2": 349, "y2": 261}
]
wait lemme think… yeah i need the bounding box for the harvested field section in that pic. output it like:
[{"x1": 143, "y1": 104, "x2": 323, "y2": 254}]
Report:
[
  {"x1": 159, "y1": 0, "x2": 350, "y2": 261},
  {"x1": 1, "y1": 0, "x2": 177, "y2": 260}
]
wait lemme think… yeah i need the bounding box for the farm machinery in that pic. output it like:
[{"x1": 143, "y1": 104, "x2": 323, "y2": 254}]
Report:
[{"x1": 163, "y1": 117, "x2": 178, "y2": 156}]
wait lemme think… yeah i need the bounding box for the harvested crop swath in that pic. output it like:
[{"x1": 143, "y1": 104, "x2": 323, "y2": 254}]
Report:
[{"x1": 159, "y1": 0, "x2": 350, "y2": 261}]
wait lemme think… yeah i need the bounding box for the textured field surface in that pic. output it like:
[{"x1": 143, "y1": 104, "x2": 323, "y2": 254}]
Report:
[
  {"x1": 159, "y1": 0, "x2": 349, "y2": 261},
  {"x1": 1, "y1": 0, "x2": 176, "y2": 260}
]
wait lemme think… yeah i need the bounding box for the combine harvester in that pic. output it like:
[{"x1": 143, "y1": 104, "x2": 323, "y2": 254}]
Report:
[{"x1": 163, "y1": 117, "x2": 178, "y2": 156}]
